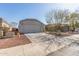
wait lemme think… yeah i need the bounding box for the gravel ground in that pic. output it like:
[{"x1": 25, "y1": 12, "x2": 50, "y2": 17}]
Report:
[{"x1": 0, "y1": 34, "x2": 31, "y2": 49}]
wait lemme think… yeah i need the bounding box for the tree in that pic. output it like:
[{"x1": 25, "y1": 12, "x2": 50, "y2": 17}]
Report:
[
  {"x1": 45, "y1": 9, "x2": 69, "y2": 32},
  {"x1": 65, "y1": 11, "x2": 79, "y2": 31},
  {"x1": 75, "y1": 21, "x2": 79, "y2": 28}
]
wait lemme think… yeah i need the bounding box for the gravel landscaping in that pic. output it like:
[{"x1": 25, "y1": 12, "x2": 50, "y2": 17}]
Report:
[{"x1": 0, "y1": 34, "x2": 31, "y2": 49}]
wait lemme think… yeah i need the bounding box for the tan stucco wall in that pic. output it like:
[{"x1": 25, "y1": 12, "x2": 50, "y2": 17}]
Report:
[
  {"x1": 2, "y1": 22, "x2": 10, "y2": 28},
  {"x1": 2, "y1": 22, "x2": 12, "y2": 32}
]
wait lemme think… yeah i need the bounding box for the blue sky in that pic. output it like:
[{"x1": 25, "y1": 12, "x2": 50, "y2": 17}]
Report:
[{"x1": 0, "y1": 3, "x2": 79, "y2": 25}]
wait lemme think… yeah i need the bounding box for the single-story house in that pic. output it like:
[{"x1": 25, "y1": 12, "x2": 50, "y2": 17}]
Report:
[{"x1": 18, "y1": 18, "x2": 45, "y2": 34}]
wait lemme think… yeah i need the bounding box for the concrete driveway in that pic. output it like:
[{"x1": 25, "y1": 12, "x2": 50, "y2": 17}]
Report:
[
  {"x1": 25, "y1": 33, "x2": 79, "y2": 56},
  {"x1": 26, "y1": 33, "x2": 79, "y2": 55},
  {"x1": 47, "y1": 42, "x2": 79, "y2": 56}
]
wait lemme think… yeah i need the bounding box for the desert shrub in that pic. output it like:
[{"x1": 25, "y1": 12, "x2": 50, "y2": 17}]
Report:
[
  {"x1": 45, "y1": 24, "x2": 56, "y2": 32},
  {"x1": 45, "y1": 24, "x2": 64, "y2": 32},
  {"x1": 45, "y1": 24, "x2": 69, "y2": 33}
]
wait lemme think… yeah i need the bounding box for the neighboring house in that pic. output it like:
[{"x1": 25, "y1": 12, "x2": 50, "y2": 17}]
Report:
[
  {"x1": 18, "y1": 18, "x2": 45, "y2": 34},
  {"x1": 0, "y1": 18, "x2": 12, "y2": 36}
]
